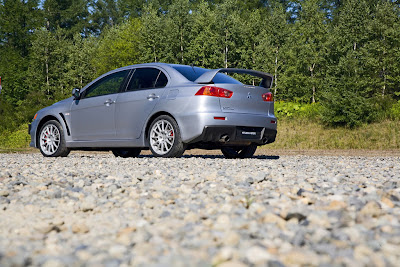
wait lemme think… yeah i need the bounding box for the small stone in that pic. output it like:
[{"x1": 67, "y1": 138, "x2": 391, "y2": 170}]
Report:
[
  {"x1": 245, "y1": 246, "x2": 272, "y2": 264},
  {"x1": 80, "y1": 196, "x2": 96, "y2": 212},
  {"x1": 214, "y1": 214, "x2": 231, "y2": 230},
  {"x1": 360, "y1": 201, "x2": 382, "y2": 217},
  {"x1": 42, "y1": 259, "x2": 66, "y2": 267},
  {"x1": 381, "y1": 197, "x2": 394, "y2": 208},
  {"x1": 218, "y1": 261, "x2": 247, "y2": 267},
  {"x1": 354, "y1": 245, "x2": 373, "y2": 262},
  {"x1": 34, "y1": 222, "x2": 56, "y2": 234},
  {"x1": 223, "y1": 231, "x2": 240, "y2": 246},
  {"x1": 212, "y1": 247, "x2": 234, "y2": 265},
  {"x1": 109, "y1": 245, "x2": 127, "y2": 257},
  {"x1": 71, "y1": 223, "x2": 89, "y2": 234},
  {"x1": 0, "y1": 190, "x2": 9, "y2": 197},
  {"x1": 282, "y1": 250, "x2": 320, "y2": 266},
  {"x1": 262, "y1": 213, "x2": 286, "y2": 229},
  {"x1": 327, "y1": 200, "x2": 347, "y2": 210}
]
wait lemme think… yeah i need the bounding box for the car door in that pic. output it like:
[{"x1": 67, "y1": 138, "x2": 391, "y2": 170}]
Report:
[
  {"x1": 115, "y1": 67, "x2": 168, "y2": 140},
  {"x1": 70, "y1": 70, "x2": 130, "y2": 141}
]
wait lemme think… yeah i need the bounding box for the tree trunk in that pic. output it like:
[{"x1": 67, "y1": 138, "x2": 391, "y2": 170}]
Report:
[
  {"x1": 225, "y1": 30, "x2": 228, "y2": 68},
  {"x1": 310, "y1": 63, "x2": 316, "y2": 103},
  {"x1": 180, "y1": 28, "x2": 184, "y2": 64},
  {"x1": 382, "y1": 66, "x2": 386, "y2": 97},
  {"x1": 274, "y1": 47, "x2": 279, "y2": 96},
  {"x1": 46, "y1": 48, "x2": 49, "y2": 97}
]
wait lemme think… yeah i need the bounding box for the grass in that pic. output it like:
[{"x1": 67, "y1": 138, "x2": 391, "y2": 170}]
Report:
[
  {"x1": 267, "y1": 119, "x2": 400, "y2": 150},
  {"x1": 1, "y1": 120, "x2": 399, "y2": 153}
]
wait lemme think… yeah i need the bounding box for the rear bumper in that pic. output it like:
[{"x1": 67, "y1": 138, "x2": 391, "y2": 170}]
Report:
[
  {"x1": 193, "y1": 126, "x2": 276, "y2": 145},
  {"x1": 176, "y1": 111, "x2": 277, "y2": 144}
]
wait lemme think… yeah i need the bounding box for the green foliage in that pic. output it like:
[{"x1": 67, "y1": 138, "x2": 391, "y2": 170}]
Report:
[
  {"x1": 275, "y1": 101, "x2": 322, "y2": 120},
  {"x1": 391, "y1": 101, "x2": 400, "y2": 120},
  {"x1": 93, "y1": 18, "x2": 142, "y2": 76},
  {"x1": 0, "y1": 124, "x2": 31, "y2": 149},
  {"x1": 321, "y1": 88, "x2": 375, "y2": 128}
]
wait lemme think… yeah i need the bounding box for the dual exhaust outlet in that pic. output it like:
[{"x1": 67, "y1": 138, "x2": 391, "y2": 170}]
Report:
[{"x1": 218, "y1": 134, "x2": 269, "y2": 144}]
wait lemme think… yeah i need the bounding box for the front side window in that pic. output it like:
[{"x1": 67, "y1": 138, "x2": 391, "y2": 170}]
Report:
[
  {"x1": 126, "y1": 68, "x2": 168, "y2": 91},
  {"x1": 84, "y1": 70, "x2": 129, "y2": 98}
]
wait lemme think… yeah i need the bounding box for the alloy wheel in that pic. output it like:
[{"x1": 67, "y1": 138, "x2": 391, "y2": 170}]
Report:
[{"x1": 149, "y1": 119, "x2": 175, "y2": 155}]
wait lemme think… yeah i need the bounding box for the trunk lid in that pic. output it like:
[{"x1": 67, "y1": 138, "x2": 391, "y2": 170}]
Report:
[{"x1": 216, "y1": 84, "x2": 273, "y2": 115}]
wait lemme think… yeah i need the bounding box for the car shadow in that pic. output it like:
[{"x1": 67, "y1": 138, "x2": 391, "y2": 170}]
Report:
[{"x1": 138, "y1": 154, "x2": 280, "y2": 160}]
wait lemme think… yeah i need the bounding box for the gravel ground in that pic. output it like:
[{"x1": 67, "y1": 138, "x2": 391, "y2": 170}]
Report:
[{"x1": 0, "y1": 151, "x2": 400, "y2": 266}]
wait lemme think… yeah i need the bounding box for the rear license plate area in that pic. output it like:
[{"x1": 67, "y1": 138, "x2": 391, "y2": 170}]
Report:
[{"x1": 236, "y1": 127, "x2": 263, "y2": 140}]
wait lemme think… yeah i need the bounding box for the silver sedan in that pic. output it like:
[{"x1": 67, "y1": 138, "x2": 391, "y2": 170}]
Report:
[{"x1": 29, "y1": 63, "x2": 277, "y2": 158}]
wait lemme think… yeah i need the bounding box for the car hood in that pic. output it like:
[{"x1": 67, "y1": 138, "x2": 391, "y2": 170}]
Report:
[
  {"x1": 51, "y1": 97, "x2": 74, "y2": 106},
  {"x1": 36, "y1": 97, "x2": 73, "y2": 116}
]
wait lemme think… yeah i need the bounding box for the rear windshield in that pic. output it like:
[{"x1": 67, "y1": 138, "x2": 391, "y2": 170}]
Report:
[{"x1": 171, "y1": 65, "x2": 242, "y2": 84}]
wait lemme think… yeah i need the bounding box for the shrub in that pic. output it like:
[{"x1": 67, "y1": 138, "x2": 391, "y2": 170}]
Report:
[
  {"x1": 321, "y1": 89, "x2": 375, "y2": 128},
  {"x1": 391, "y1": 100, "x2": 400, "y2": 120},
  {"x1": 0, "y1": 124, "x2": 30, "y2": 149},
  {"x1": 274, "y1": 101, "x2": 321, "y2": 120}
]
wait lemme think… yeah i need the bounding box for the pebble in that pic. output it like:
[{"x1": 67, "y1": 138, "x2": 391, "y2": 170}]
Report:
[{"x1": 0, "y1": 153, "x2": 399, "y2": 266}]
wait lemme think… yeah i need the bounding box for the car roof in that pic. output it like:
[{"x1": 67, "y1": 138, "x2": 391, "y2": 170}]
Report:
[{"x1": 111, "y1": 63, "x2": 204, "y2": 86}]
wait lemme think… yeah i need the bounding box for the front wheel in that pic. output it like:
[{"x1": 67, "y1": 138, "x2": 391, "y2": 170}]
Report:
[
  {"x1": 112, "y1": 148, "x2": 141, "y2": 158},
  {"x1": 148, "y1": 115, "x2": 185, "y2": 158},
  {"x1": 39, "y1": 120, "x2": 70, "y2": 157},
  {"x1": 221, "y1": 144, "x2": 257, "y2": 159}
]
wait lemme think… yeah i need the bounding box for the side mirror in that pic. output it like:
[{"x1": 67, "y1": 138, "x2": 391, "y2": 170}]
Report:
[{"x1": 72, "y1": 88, "x2": 80, "y2": 99}]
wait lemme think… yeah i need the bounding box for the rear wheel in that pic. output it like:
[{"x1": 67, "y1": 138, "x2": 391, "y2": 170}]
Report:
[
  {"x1": 112, "y1": 148, "x2": 141, "y2": 158},
  {"x1": 221, "y1": 144, "x2": 257, "y2": 159},
  {"x1": 39, "y1": 120, "x2": 70, "y2": 157},
  {"x1": 148, "y1": 115, "x2": 185, "y2": 158}
]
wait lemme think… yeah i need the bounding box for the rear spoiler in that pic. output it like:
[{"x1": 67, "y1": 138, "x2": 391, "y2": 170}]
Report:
[{"x1": 194, "y1": 68, "x2": 273, "y2": 89}]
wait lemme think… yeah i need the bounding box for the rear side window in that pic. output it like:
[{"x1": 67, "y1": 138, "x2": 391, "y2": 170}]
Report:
[
  {"x1": 84, "y1": 70, "x2": 129, "y2": 98},
  {"x1": 127, "y1": 68, "x2": 168, "y2": 91},
  {"x1": 172, "y1": 65, "x2": 241, "y2": 84}
]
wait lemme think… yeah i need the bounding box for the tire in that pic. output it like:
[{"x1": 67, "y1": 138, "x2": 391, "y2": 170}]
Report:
[
  {"x1": 38, "y1": 120, "x2": 70, "y2": 157},
  {"x1": 148, "y1": 115, "x2": 185, "y2": 158},
  {"x1": 112, "y1": 148, "x2": 141, "y2": 158},
  {"x1": 221, "y1": 143, "x2": 257, "y2": 159}
]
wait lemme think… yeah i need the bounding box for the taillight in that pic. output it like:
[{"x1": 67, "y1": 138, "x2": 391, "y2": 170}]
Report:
[
  {"x1": 262, "y1": 92, "x2": 273, "y2": 102},
  {"x1": 195, "y1": 86, "x2": 233, "y2": 98}
]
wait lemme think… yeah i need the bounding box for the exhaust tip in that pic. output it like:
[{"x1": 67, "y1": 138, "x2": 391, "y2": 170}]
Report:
[{"x1": 219, "y1": 134, "x2": 230, "y2": 143}]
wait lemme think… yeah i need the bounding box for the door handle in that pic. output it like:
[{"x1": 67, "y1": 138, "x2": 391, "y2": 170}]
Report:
[
  {"x1": 104, "y1": 99, "x2": 115, "y2": 106},
  {"x1": 147, "y1": 94, "x2": 159, "y2": 100}
]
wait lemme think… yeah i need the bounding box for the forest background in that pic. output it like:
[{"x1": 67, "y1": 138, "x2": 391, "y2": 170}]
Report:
[{"x1": 0, "y1": 0, "x2": 400, "y2": 150}]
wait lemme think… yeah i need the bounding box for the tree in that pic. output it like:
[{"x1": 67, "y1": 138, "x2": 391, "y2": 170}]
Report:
[
  {"x1": 255, "y1": 2, "x2": 290, "y2": 99},
  {"x1": 43, "y1": 0, "x2": 89, "y2": 36},
  {"x1": 186, "y1": 0, "x2": 223, "y2": 68},
  {"x1": 214, "y1": 0, "x2": 243, "y2": 68},
  {"x1": 164, "y1": 0, "x2": 192, "y2": 64},
  {"x1": 0, "y1": 0, "x2": 42, "y2": 104},
  {"x1": 28, "y1": 28, "x2": 71, "y2": 100},
  {"x1": 321, "y1": 0, "x2": 374, "y2": 127},
  {"x1": 363, "y1": 1, "x2": 400, "y2": 97},
  {"x1": 283, "y1": 0, "x2": 328, "y2": 103},
  {"x1": 139, "y1": 3, "x2": 169, "y2": 63},
  {"x1": 66, "y1": 33, "x2": 97, "y2": 89},
  {"x1": 93, "y1": 18, "x2": 142, "y2": 75}
]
